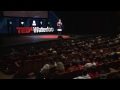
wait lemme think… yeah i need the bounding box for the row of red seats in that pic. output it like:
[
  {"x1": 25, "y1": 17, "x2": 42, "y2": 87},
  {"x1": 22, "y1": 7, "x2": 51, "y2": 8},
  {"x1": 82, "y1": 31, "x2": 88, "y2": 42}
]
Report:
[
  {"x1": 53, "y1": 60, "x2": 120, "y2": 79},
  {"x1": 3, "y1": 44, "x2": 120, "y2": 75},
  {"x1": 1, "y1": 40, "x2": 120, "y2": 75}
]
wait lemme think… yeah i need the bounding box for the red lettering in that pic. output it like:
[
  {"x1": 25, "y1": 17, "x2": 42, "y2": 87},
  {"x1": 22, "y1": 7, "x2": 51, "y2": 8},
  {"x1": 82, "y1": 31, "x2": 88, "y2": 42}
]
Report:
[
  {"x1": 22, "y1": 29, "x2": 25, "y2": 33},
  {"x1": 16, "y1": 27, "x2": 21, "y2": 34},
  {"x1": 16, "y1": 27, "x2": 33, "y2": 34},
  {"x1": 29, "y1": 27, "x2": 33, "y2": 33},
  {"x1": 20, "y1": 27, "x2": 23, "y2": 33}
]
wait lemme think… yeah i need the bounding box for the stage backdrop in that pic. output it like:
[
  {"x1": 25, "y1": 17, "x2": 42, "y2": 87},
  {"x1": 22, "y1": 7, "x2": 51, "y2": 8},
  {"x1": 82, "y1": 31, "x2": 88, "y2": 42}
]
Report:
[
  {"x1": 0, "y1": 11, "x2": 64, "y2": 34},
  {"x1": 3, "y1": 11, "x2": 48, "y2": 18}
]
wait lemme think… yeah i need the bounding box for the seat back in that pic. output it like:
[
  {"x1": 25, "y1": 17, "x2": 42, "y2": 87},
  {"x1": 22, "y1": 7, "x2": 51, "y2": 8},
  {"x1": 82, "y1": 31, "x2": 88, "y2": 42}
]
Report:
[{"x1": 23, "y1": 60, "x2": 34, "y2": 74}]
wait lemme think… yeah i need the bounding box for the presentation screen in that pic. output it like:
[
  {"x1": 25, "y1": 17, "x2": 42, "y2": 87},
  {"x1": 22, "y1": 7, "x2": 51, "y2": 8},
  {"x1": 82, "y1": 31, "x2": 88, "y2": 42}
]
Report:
[{"x1": 3, "y1": 11, "x2": 48, "y2": 18}]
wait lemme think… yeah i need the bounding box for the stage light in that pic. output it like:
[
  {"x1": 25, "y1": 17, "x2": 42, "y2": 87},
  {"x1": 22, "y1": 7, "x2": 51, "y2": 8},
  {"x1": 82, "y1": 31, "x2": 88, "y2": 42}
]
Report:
[
  {"x1": 21, "y1": 21, "x2": 24, "y2": 25},
  {"x1": 19, "y1": 19, "x2": 25, "y2": 27},
  {"x1": 9, "y1": 21, "x2": 12, "y2": 25},
  {"x1": 40, "y1": 21, "x2": 42, "y2": 25},
  {"x1": 7, "y1": 20, "x2": 13, "y2": 34},
  {"x1": 38, "y1": 20, "x2": 43, "y2": 28},
  {"x1": 47, "y1": 20, "x2": 50, "y2": 27},
  {"x1": 48, "y1": 21, "x2": 50, "y2": 25},
  {"x1": 32, "y1": 20, "x2": 36, "y2": 26}
]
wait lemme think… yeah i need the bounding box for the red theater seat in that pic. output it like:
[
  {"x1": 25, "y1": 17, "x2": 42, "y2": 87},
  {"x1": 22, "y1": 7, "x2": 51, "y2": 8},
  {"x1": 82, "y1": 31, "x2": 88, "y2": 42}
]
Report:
[
  {"x1": 33, "y1": 59, "x2": 43, "y2": 73},
  {"x1": 22, "y1": 60, "x2": 34, "y2": 74},
  {"x1": 55, "y1": 68, "x2": 80, "y2": 79}
]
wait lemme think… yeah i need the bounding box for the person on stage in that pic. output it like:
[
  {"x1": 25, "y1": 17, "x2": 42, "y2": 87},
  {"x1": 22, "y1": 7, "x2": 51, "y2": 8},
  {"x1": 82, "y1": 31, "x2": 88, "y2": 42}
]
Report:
[{"x1": 57, "y1": 19, "x2": 62, "y2": 35}]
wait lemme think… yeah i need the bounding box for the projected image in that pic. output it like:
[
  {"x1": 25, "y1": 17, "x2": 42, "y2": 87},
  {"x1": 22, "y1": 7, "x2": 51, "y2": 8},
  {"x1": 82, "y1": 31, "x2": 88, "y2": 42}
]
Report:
[{"x1": 3, "y1": 11, "x2": 48, "y2": 18}]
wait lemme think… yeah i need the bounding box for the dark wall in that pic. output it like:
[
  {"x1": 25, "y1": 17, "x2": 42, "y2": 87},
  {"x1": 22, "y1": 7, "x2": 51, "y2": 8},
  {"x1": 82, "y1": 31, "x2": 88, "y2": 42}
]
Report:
[
  {"x1": 116, "y1": 11, "x2": 120, "y2": 33},
  {"x1": 0, "y1": 11, "x2": 117, "y2": 35},
  {"x1": 54, "y1": 11, "x2": 117, "y2": 35}
]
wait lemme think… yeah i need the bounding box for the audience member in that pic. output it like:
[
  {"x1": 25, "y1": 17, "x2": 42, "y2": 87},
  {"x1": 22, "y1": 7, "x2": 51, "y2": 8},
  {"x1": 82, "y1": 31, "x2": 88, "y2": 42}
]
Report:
[{"x1": 73, "y1": 69, "x2": 91, "y2": 79}]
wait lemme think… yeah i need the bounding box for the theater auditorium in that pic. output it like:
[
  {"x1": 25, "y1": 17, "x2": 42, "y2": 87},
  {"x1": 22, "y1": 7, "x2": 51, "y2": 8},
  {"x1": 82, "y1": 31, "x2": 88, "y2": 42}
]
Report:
[{"x1": 0, "y1": 11, "x2": 120, "y2": 79}]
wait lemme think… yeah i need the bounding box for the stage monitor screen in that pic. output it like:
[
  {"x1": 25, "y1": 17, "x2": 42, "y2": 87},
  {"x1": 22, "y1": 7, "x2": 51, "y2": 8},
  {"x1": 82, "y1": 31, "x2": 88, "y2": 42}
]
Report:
[{"x1": 3, "y1": 11, "x2": 48, "y2": 18}]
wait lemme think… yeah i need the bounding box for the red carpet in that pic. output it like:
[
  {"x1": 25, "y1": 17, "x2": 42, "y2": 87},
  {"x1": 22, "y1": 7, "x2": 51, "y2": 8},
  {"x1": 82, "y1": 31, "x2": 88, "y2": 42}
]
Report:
[{"x1": 40, "y1": 35, "x2": 70, "y2": 39}]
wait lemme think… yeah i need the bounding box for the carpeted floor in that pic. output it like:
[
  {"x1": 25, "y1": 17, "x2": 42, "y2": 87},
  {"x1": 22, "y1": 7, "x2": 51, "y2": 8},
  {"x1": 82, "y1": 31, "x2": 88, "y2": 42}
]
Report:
[
  {"x1": 0, "y1": 71, "x2": 14, "y2": 79},
  {"x1": 0, "y1": 71, "x2": 35, "y2": 79}
]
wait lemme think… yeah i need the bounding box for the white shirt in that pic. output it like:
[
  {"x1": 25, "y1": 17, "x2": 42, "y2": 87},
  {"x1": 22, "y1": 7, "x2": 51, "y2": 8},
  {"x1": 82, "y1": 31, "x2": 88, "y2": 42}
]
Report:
[
  {"x1": 49, "y1": 48, "x2": 53, "y2": 51},
  {"x1": 40, "y1": 64, "x2": 50, "y2": 74},
  {"x1": 73, "y1": 74, "x2": 91, "y2": 79},
  {"x1": 84, "y1": 63, "x2": 93, "y2": 68},
  {"x1": 93, "y1": 62, "x2": 96, "y2": 66},
  {"x1": 110, "y1": 52, "x2": 115, "y2": 55},
  {"x1": 55, "y1": 62, "x2": 65, "y2": 71}
]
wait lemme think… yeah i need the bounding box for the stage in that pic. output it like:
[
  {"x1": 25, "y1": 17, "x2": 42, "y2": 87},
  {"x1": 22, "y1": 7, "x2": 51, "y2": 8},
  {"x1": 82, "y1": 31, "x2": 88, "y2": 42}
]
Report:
[
  {"x1": 0, "y1": 33, "x2": 109, "y2": 48},
  {"x1": 0, "y1": 34, "x2": 70, "y2": 47}
]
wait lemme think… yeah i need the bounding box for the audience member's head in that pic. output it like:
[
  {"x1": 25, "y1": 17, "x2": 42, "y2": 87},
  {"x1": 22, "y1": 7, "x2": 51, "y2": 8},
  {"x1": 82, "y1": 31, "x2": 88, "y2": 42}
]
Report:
[
  {"x1": 48, "y1": 58, "x2": 55, "y2": 65},
  {"x1": 103, "y1": 63, "x2": 110, "y2": 73},
  {"x1": 42, "y1": 51, "x2": 48, "y2": 57},
  {"x1": 52, "y1": 50, "x2": 57, "y2": 56},
  {"x1": 90, "y1": 66, "x2": 97, "y2": 74},
  {"x1": 82, "y1": 69, "x2": 88, "y2": 76},
  {"x1": 54, "y1": 56, "x2": 61, "y2": 62}
]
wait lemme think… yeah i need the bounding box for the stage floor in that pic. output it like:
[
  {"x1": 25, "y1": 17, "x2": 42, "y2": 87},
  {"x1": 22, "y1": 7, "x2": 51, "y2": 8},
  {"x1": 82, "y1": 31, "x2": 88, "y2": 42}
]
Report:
[
  {"x1": 0, "y1": 33, "x2": 108, "y2": 47},
  {"x1": 0, "y1": 34, "x2": 70, "y2": 46}
]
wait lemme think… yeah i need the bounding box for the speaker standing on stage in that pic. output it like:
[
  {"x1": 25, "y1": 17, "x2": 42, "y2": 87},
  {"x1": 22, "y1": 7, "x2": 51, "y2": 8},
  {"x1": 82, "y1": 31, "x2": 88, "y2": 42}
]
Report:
[{"x1": 57, "y1": 19, "x2": 62, "y2": 35}]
